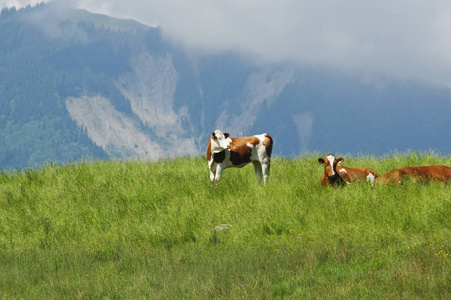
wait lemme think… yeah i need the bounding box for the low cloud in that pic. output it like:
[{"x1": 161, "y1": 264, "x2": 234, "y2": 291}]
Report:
[
  {"x1": 4, "y1": 0, "x2": 451, "y2": 85},
  {"x1": 0, "y1": 0, "x2": 40, "y2": 8}
]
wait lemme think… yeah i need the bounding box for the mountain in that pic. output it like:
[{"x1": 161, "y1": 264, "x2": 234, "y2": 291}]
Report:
[{"x1": 1, "y1": 3, "x2": 450, "y2": 169}]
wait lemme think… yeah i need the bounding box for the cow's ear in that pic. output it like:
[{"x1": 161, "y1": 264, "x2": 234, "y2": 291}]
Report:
[
  {"x1": 212, "y1": 131, "x2": 216, "y2": 139},
  {"x1": 337, "y1": 158, "x2": 344, "y2": 164},
  {"x1": 318, "y1": 158, "x2": 325, "y2": 164},
  {"x1": 224, "y1": 133, "x2": 230, "y2": 138}
]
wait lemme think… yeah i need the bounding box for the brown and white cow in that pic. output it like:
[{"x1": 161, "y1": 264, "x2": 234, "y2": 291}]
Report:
[
  {"x1": 318, "y1": 154, "x2": 379, "y2": 187},
  {"x1": 206, "y1": 130, "x2": 273, "y2": 184},
  {"x1": 375, "y1": 165, "x2": 451, "y2": 185}
]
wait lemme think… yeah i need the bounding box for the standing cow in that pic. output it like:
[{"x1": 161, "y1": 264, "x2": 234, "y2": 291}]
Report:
[
  {"x1": 206, "y1": 130, "x2": 273, "y2": 184},
  {"x1": 376, "y1": 165, "x2": 451, "y2": 185},
  {"x1": 318, "y1": 154, "x2": 379, "y2": 187}
]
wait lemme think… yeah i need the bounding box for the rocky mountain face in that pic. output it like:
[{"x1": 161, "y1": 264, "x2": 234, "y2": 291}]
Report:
[
  {"x1": 66, "y1": 52, "x2": 197, "y2": 160},
  {"x1": 1, "y1": 4, "x2": 450, "y2": 169}
]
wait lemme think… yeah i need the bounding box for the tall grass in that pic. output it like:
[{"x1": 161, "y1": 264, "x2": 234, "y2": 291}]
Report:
[{"x1": 0, "y1": 152, "x2": 449, "y2": 298}]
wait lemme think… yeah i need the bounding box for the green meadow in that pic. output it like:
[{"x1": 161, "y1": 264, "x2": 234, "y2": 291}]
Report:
[{"x1": 0, "y1": 153, "x2": 449, "y2": 299}]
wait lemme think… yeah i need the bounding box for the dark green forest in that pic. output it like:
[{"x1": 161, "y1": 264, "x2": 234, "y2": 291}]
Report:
[{"x1": 0, "y1": 4, "x2": 156, "y2": 168}]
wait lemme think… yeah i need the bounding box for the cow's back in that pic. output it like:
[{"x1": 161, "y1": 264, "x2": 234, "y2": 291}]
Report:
[
  {"x1": 335, "y1": 166, "x2": 378, "y2": 183},
  {"x1": 401, "y1": 165, "x2": 451, "y2": 182},
  {"x1": 228, "y1": 134, "x2": 273, "y2": 166},
  {"x1": 377, "y1": 165, "x2": 451, "y2": 184}
]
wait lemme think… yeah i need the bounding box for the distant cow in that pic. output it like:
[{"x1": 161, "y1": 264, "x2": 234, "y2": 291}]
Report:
[
  {"x1": 376, "y1": 165, "x2": 451, "y2": 185},
  {"x1": 318, "y1": 154, "x2": 379, "y2": 187},
  {"x1": 206, "y1": 130, "x2": 273, "y2": 184}
]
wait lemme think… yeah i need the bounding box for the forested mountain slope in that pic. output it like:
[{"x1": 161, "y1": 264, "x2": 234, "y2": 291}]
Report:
[{"x1": 1, "y1": 4, "x2": 450, "y2": 169}]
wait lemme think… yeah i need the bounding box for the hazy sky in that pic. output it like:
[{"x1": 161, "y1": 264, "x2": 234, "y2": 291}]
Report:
[{"x1": 3, "y1": 0, "x2": 451, "y2": 86}]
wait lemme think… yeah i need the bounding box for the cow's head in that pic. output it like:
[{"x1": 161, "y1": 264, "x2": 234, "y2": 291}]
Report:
[
  {"x1": 318, "y1": 154, "x2": 344, "y2": 177},
  {"x1": 210, "y1": 130, "x2": 231, "y2": 154}
]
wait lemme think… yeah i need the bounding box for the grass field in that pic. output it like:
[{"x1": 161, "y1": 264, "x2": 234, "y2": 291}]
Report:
[{"x1": 0, "y1": 152, "x2": 450, "y2": 299}]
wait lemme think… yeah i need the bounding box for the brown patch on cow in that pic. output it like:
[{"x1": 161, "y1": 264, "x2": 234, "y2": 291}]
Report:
[
  {"x1": 230, "y1": 136, "x2": 260, "y2": 148},
  {"x1": 229, "y1": 136, "x2": 258, "y2": 165},
  {"x1": 206, "y1": 137, "x2": 212, "y2": 161},
  {"x1": 369, "y1": 169, "x2": 379, "y2": 177},
  {"x1": 263, "y1": 134, "x2": 273, "y2": 157},
  {"x1": 376, "y1": 165, "x2": 451, "y2": 185},
  {"x1": 230, "y1": 150, "x2": 251, "y2": 165},
  {"x1": 337, "y1": 166, "x2": 379, "y2": 182}
]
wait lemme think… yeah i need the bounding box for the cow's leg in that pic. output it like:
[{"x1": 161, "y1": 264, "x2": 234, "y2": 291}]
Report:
[
  {"x1": 253, "y1": 161, "x2": 263, "y2": 184},
  {"x1": 214, "y1": 163, "x2": 225, "y2": 182},
  {"x1": 209, "y1": 161, "x2": 216, "y2": 183},
  {"x1": 320, "y1": 173, "x2": 329, "y2": 187},
  {"x1": 261, "y1": 158, "x2": 270, "y2": 184}
]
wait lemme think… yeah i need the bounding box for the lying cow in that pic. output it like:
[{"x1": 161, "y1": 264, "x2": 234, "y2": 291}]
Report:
[
  {"x1": 206, "y1": 130, "x2": 273, "y2": 184},
  {"x1": 318, "y1": 154, "x2": 379, "y2": 187},
  {"x1": 376, "y1": 165, "x2": 451, "y2": 185}
]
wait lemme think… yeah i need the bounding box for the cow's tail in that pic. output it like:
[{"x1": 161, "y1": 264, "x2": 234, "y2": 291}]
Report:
[
  {"x1": 264, "y1": 133, "x2": 273, "y2": 158},
  {"x1": 263, "y1": 133, "x2": 273, "y2": 176}
]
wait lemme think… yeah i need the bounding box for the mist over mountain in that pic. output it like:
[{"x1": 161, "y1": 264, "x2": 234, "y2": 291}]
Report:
[{"x1": 1, "y1": 3, "x2": 450, "y2": 169}]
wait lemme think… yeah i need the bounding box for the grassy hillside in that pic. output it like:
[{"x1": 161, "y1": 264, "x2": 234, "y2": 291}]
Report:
[{"x1": 0, "y1": 153, "x2": 450, "y2": 298}]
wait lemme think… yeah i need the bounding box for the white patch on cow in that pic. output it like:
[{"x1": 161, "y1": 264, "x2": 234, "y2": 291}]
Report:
[
  {"x1": 211, "y1": 130, "x2": 231, "y2": 154},
  {"x1": 255, "y1": 134, "x2": 266, "y2": 143},
  {"x1": 339, "y1": 168, "x2": 347, "y2": 174},
  {"x1": 327, "y1": 154, "x2": 335, "y2": 175},
  {"x1": 254, "y1": 135, "x2": 271, "y2": 168},
  {"x1": 366, "y1": 173, "x2": 376, "y2": 185}
]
